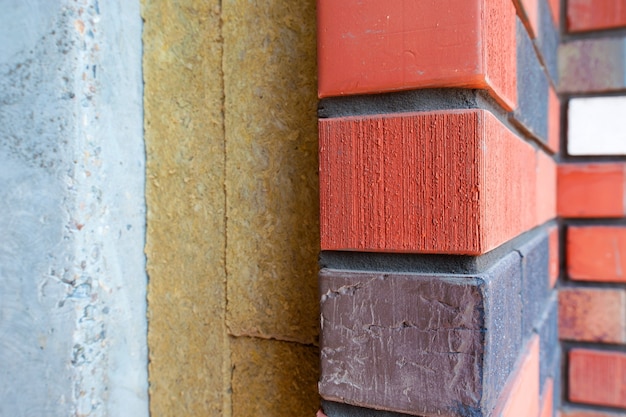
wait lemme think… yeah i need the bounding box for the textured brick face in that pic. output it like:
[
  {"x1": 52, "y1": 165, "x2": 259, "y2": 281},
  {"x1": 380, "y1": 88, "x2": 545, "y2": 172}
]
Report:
[
  {"x1": 317, "y1": 0, "x2": 517, "y2": 110},
  {"x1": 559, "y1": 288, "x2": 626, "y2": 343},
  {"x1": 318, "y1": 250, "x2": 530, "y2": 417},
  {"x1": 319, "y1": 110, "x2": 538, "y2": 255},
  {"x1": 569, "y1": 349, "x2": 626, "y2": 408}
]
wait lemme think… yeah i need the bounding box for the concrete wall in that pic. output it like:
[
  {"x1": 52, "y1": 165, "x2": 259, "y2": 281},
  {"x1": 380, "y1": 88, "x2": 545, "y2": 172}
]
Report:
[
  {"x1": 0, "y1": 1, "x2": 148, "y2": 416},
  {"x1": 142, "y1": 0, "x2": 319, "y2": 416}
]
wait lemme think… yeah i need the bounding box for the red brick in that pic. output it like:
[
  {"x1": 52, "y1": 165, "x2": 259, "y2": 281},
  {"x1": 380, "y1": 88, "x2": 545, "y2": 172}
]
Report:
[
  {"x1": 548, "y1": 227, "x2": 559, "y2": 288},
  {"x1": 559, "y1": 287, "x2": 626, "y2": 343},
  {"x1": 562, "y1": 408, "x2": 626, "y2": 417},
  {"x1": 547, "y1": 0, "x2": 560, "y2": 27},
  {"x1": 514, "y1": 0, "x2": 540, "y2": 38},
  {"x1": 496, "y1": 336, "x2": 540, "y2": 417},
  {"x1": 317, "y1": 0, "x2": 517, "y2": 111},
  {"x1": 569, "y1": 349, "x2": 626, "y2": 408},
  {"x1": 568, "y1": 0, "x2": 626, "y2": 33},
  {"x1": 567, "y1": 226, "x2": 626, "y2": 283},
  {"x1": 557, "y1": 164, "x2": 625, "y2": 218},
  {"x1": 536, "y1": 151, "x2": 557, "y2": 225},
  {"x1": 540, "y1": 378, "x2": 554, "y2": 417},
  {"x1": 547, "y1": 87, "x2": 560, "y2": 154},
  {"x1": 319, "y1": 109, "x2": 536, "y2": 255}
]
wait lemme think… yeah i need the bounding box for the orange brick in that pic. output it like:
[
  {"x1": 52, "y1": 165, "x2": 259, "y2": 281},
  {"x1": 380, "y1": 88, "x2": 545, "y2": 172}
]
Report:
[
  {"x1": 559, "y1": 287, "x2": 626, "y2": 343},
  {"x1": 567, "y1": 226, "x2": 626, "y2": 283},
  {"x1": 514, "y1": 0, "x2": 540, "y2": 38},
  {"x1": 547, "y1": 0, "x2": 560, "y2": 27},
  {"x1": 317, "y1": 0, "x2": 517, "y2": 110},
  {"x1": 319, "y1": 109, "x2": 536, "y2": 255},
  {"x1": 547, "y1": 87, "x2": 560, "y2": 154},
  {"x1": 562, "y1": 408, "x2": 626, "y2": 417},
  {"x1": 497, "y1": 336, "x2": 540, "y2": 417},
  {"x1": 569, "y1": 349, "x2": 626, "y2": 408},
  {"x1": 557, "y1": 164, "x2": 625, "y2": 218},
  {"x1": 536, "y1": 151, "x2": 557, "y2": 225},
  {"x1": 540, "y1": 378, "x2": 554, "y2": 417},
  {"x1": 548, "y1": 226, "x2": 559, "y2": 288},
  {"x1": 568, "y1": 0, "x2": 626, "y2": 33}
]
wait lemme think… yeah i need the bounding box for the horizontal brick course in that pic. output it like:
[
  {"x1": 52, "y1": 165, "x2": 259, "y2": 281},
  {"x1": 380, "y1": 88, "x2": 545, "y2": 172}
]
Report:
[
  {"x1": 569, "y1": 348, "x2": 626, "y2": 409},
  {"x1": 320, "y1": 110, "x2": 551, "y2": 255},
  {"x1": 317, "y1": 0, "x2": 517, "y2": 110},
  {"x1": 557, "y1": 163, "x2": 626, "y2": 218},
  {"x1": 559, "y1": 287, "x2": 626, "y2": 343},
  {"x1": 568, "y1": 97, "x2": 626, "y2": 156},
  {"x1": 562, "y1": 408, "x2": 626, "y2": 417},
  {"x1": 559, "y1": 38, "x2": 626, "y2": 94},
  {"x1": 568, "y1": 0, "x2": 626, "y2": 33},
  {"x1": 319, "y1": 250, "x2": 523, "y2": 417},
  {"x1": 567, "y1": 226, "x2": 626, "y2": 283}
]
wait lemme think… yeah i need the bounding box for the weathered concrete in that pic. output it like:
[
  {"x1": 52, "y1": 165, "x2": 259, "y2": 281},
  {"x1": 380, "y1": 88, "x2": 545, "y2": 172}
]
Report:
[{"x1": 0, "y1": 1, "x2": 147, "y2": 416}]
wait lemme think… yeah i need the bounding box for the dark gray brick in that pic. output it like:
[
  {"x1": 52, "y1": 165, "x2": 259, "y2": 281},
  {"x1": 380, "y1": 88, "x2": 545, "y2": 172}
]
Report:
[{"x1": 319, "y1": 251, "x2": 523, "y2": 417}]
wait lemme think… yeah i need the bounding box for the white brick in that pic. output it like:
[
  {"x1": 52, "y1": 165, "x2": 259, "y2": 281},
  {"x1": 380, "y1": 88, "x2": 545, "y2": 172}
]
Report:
[{"x1": 568, "y1": 96, "x2": 626, "y2": 156}]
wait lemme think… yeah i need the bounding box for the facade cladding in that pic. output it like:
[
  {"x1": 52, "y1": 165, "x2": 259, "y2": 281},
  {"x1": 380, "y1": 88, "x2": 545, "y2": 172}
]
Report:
[
  {"x1": 1, "y1": 1, "x2": 626, "y2": 416},
  {"x1": 318, "y1": 1, "x2": 626, "y2": 417}
]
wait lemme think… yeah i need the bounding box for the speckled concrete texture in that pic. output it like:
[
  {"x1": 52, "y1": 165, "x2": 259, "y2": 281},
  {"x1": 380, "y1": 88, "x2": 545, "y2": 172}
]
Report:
[{"x1": 0, "y1": 1, "x2": 148, "y2": 415}]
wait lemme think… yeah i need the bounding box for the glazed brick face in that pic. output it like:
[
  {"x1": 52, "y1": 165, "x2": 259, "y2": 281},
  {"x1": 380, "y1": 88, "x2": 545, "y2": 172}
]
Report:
[
  {"x1": 317, "y1": 0, "x2": 517, "y2": 110},
  {"x1": 569, "y1": 349, "x2": 626, "y2": 409},
  {"x1": 568, "y1": 0, "x2": 626, "y2": 33},
  {"x1": 319, "y1": 110, "x2": 540, "y2": 255},
  {"x1": 568, "y1": 97, "x2": 626, "y2": 156},
  {"x1": 567, "y1": 226, "x2": 626, "y2": 283},
  {"x1": 559, "y1": 287, "x2": 626, "y2": 343},
  {"x1": 557, "y1": 164, "x2": 626, "y2": 218}
]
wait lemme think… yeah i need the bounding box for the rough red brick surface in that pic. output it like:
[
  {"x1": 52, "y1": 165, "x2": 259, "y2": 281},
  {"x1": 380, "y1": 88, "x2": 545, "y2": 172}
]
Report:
[
  {"x1": 567, "y1": 226, "x2": 626, "y2": 283},
  {"x1": 569, "y1": 349, "x2": 626, "y2": 408},
  {"x1": 317, "y1": 0, "x2": 517, "y2": 110},
  {"x1": 558, "y1": 164, "x2": 625, "y2": 218},
  {"x1": 568, "y1": 0, "x2": 626, "y2": 32},
  {"x1": 319, "y1": 110, "x2": 537, "y2": 254},
  {"x1": 559, "y1": 287, "x2": 626, "y2": 343}
]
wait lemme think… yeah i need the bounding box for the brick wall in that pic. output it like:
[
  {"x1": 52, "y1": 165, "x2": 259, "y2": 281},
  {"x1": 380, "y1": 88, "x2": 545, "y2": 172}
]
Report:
[
  {"x1": 558, "y1": 1, "x2": 626, "y2": 415},
  {"x1": 317, "y1": 1, "x2": 560, "y2": 416}
]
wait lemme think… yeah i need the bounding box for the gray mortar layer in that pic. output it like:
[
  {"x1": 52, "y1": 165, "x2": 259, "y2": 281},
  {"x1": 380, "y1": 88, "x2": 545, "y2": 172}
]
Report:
[
  {"x1": 0, "y1": 1, "x2": 147, "y2": 416},
  {"x1": 318, "y1": 88, "x2": 548, "y2": 153},
  {"x1": 320, "y1": 222, "x2": 557, "y2": 275}
]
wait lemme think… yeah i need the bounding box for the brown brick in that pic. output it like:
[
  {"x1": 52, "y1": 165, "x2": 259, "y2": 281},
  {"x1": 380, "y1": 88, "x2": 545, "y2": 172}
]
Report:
[{"x1": 559, "y1": 288, "x2": 626, "y2": 343}]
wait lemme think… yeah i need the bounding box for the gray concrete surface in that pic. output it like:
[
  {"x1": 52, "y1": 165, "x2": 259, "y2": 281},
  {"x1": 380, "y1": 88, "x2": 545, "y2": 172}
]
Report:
[{"x1": 0, "y1": 1, "x2": 148, "y2": 415}]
